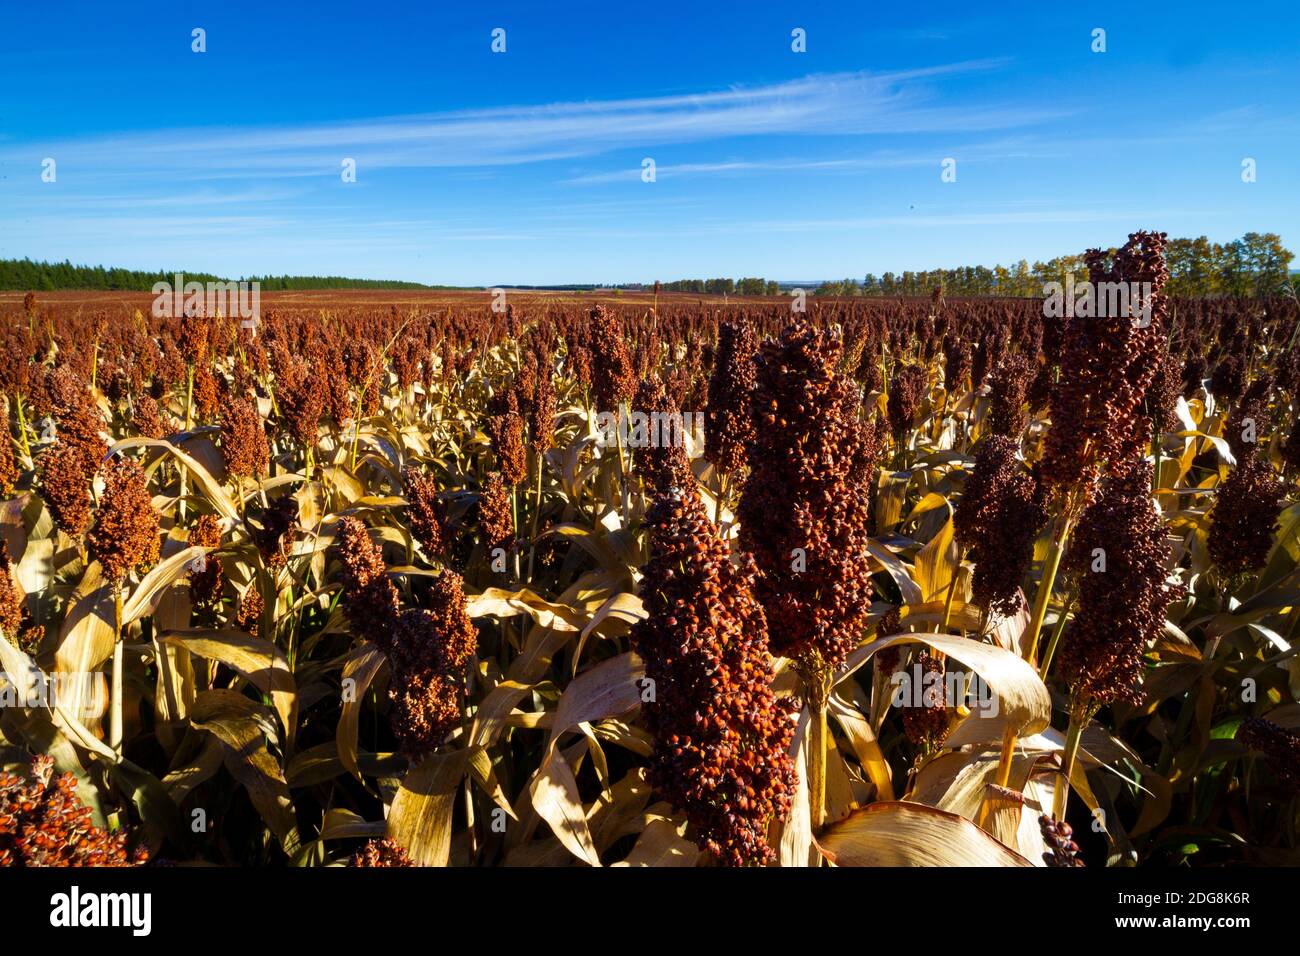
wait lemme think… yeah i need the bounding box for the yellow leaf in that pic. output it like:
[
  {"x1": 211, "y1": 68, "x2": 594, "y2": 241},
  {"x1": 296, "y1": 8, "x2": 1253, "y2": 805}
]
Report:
[
  {"x1": 819, "y1": 802, "x2": 1033, "y2": 866},
  {"x1": 841, "y1": 631, "x2": 1051, "y2": 736},
  {"x1": 913, "y1": 509, "x2": 957, "y2": 602},
  {"x1": 161, "y1": 628, "x2": 297, "y2": 751},
  {"x1": 549, "y1": 652, "x2": 644, "y2": 744},
  {"x1": 191, "y1": 689, "x2": 300, "y2": 853},
  {"x1": 612, "y1": 817, "x2": 700, "y2": 867},
  {"x1": 529, "y1": 744, "x2": 601, "y2": 866},
  {"x1": 387, "y1": 749, "x2": 471, "y2": 866},
  {"x1": 336, "y1": 643, "x2": 387, "y2": 779}
]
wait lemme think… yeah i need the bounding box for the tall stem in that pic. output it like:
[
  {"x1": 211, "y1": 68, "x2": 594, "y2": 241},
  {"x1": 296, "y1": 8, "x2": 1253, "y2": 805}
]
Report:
[
  {"x1": 713, "y1": 470, "x2": 729, "y2": 533},
  {"x1": 802, "y1": 652, "x2": 832, "y2": 841},
  {"x1": 941, "y1": 549, "x2": 964, "y2": 633},
  {"x1": 809, "y1": 701, "x2": 828, "y2": 833},
  {"x1": 349, "y1": 385, "x2": 365, "y2": 471},
  {"x1": 526, "y1": 452, "x2": 543, "y2": 580},
  {"x1": 614, "y1": 402, "x2": 630, "y2": 520},
  {"x1": 110, "y1": 588, "x2": 125, "y2": 756},
  {"x1": 977, "y1": 723, "x2": 1018, "y2": 828},
  {"x1": 990, "y1": 512, "x2": 1072, "y2": 799},
  {"x1": 180, "y1": 364, "x2": 194, "y2": 522},
  {"x1": 1039, "y1": 590, "x2": 1076, "y2": 679},
  {"x1": 14, "y1": 393, "x2": 32, "y2": 462},
  {"x1": 1024, "y1": 514, "x2": 1072, "y2": 667},
  {"x1": 1150, "y1": 419, "x2": 1162, "y2": 498},
  {"x1": 511, "y1": 485, "x2": 522, "y2": 584},
  {"x1": 1053, "y1": 704, "x2": 1087, "y2": 820}
]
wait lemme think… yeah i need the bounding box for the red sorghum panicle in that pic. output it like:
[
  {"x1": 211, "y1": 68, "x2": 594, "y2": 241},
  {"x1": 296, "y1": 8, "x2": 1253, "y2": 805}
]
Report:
[
  {"x1": 0, "y1": 541, "x2": 22, "y2": 639},
  {"x1": 1225, "y1": 378, "x2": 1272, "y2": 463},
  {"x1": 1146, "y1": 348, "x2": 1182, "y2": 434},
  {"x1": 1040, "y1": 232, "x2": 1169, "y2": 496},
  {"x1": 1283, "y1": 415, "x2": 1300, "y2": 475},
  {"x1": 221, "y1": 398, "x2": 270, "y2": 480},
  {"x1": 565, "y1": 327, "x2": 593, "y2": 394},
  {"x1": 323, "y1": 360, "x2": 351, "y2": 427},
  {"x1": 1211, "y1": 354, "x2": 1246, "y2": 401},
  {"x1": 402, "y1": 466, "x2": 452, "y2": 561},
  {"x1": 38, "y1": 367, "x2": 107, "y2": 537},
  {"x1": 187, "y1": 515, "x2": 224, "y2": 612},
  {"x1": 954, "y1": 436, "x2": 1048, "y2": 615},
  {"x1": 1039, "y1": 814, "x2": 1085, "y2": 867},
  {"x1": 985, "y1": 352, "x2": 1034, "y2": 438},
  {"x1": 89, "y1": 457, "x2": 160, "y2": 583},
  {"x1": 0, "y1": 755, "x2": 146, "y2": 867},
  {"x1": 900, "y1": 650, "x2": 951, "y2": 746},
  {"x1": 633, "y1": 482, "x2": 796, "y2": 866},
  {"x1": 943, "y1": 334, "x2": 971, "y2": 393},
  {"x1": 336, "y1": 516, "x2": 400, "y2": 645},
  {"x1": 633, "y1": 377, "x2": 693, "y2": 495},
  {"x1": 1208, "y1": 454, "x2": 1283, "y2": 577},
  {"x1": 971, "y1": 334, "x2": 1005, "y2": 391},
  {"x1": 177, "y1": 313, "x2": 210, "y2": 367},
  {"x1": 704, "y1": 319, "x2": 758, "y2": 473},
  {"x1": 1058, "y1": 459, "x2": 1176, "y2": 706},
  {"x1": 1182, "y1": 355, "x2": 1208, "y2": 397},
  {"x1": 252, "y1": 495, "x2": 297, "y2": 570},
  {"x1": 350, "y1": 837, "x2": 414, "y2": 867},
  {"x1": 382, "y1": 570, "x2": 478, "y2": 755},
  {"x1": 131, "y1": 395, "x2": 168, "y2": 439},
  {"x1": 887, "y1": 362, "x2": 927, "y2": 446},
  {"x1": 193, "y1": 365, "x2": 220, "y2": 421},
  {"x1": 589, "y1": 306, "x2": 637, "y2": 414},
  {"x1": 1235, "y1": 718, "x2": 1300, "y2": 795},
  {"x1": 739, "y1": 321, "x2": 881, "y2": 669},
  {"x1": 522, "y1": 347, "x2": 557, "y2": 452},
  {"x1": 477, "y1": 472, "x2": 514, "y2": 554},
  {"x1": 487, "y1": 390, "x2": 527, "y2": 487},
  {"x1": 514, "y1": 350, "x2": 539, "y2": 422},
  {"x1": 0, "y1": 422, "x2": 17, "y2": 496},
  {"x1": 875, "y1": 608, "x2": 903, "y2": 673},
  {"x1": 278, "y1": 359, "x2": 323, "y2": 450},
  {"x1": 336, "y1": 515, "x2": 477, "y2": 754},
  {"x1": 237, "y1": 586, "x2": 263, "y2": 634},
  {"x1": 39, "y1": 443, "x2": 93, "y2": 536}
]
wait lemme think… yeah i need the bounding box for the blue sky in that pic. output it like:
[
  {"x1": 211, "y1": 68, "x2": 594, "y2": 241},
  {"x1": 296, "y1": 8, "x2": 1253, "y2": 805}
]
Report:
[{"x1": 1, "y1": 1, "x2": 1297, "y2": 285}]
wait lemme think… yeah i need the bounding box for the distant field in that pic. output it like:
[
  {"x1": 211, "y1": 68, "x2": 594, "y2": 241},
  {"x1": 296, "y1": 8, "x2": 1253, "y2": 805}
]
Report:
[{"x1": 0, "y1": 287, "x2": 796, "y2": 312}]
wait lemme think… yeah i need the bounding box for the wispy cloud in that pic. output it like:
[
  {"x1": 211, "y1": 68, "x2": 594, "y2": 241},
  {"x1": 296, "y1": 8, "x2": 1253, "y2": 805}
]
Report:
[
  {"x1": 0, "y1": 62, "x2": 1067, "y2": 182},
  {"x1": 561, "y1": 137, "x2": 1066, "y2": 185}
]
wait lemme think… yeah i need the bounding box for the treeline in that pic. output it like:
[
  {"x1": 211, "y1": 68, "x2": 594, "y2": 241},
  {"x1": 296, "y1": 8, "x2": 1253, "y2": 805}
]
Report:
[
  {"x1": 0, "y1": 258, "x2": 434, "y2": 291},
  {"x1": 819, "y1": 233, "x2": 1294, "y2": 299},
  {"x1": 243, "y1": 274, "x2": 435, "y2": 291},
  {"x1": 657, "y1": 277, "x2": 782, "y2": 296},
  {"x1": 0, "y1": 259, "x2": 223, "y2": 291}
]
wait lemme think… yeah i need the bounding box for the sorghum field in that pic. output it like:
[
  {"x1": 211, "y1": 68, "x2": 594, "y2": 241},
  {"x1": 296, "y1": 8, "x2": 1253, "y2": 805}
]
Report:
[{"x1": 2, "y1": 231, "x2": 1299, "y2": 869}]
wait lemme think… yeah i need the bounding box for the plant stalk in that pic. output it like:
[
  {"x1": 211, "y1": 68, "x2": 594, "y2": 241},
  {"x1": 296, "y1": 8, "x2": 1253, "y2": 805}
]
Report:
[
  {"x1": 110, "y1": 588, "x2": 125, "y2": 755},
  {"x1": 1038, "y1": 590, "x2": 1076, "y2": 679},
  {"x1": 809, "y1": 701, "x2": 828, "y2": 833},
  {"x1": 990, "y1": 512, "x2": 1072, "y2": 800},
  {"x1": 13, "y1": 393, "x2": 32, "y2": 461},
  {"x1": 526, "y1": 452, "x2": 543, "y2": 580},
  {"x1": 1025, "y1": 514, "x2": 1072, "y2": 667},
  {"x1": 1052, "y1": 705, "x2": 1087, "y2": 820}
]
